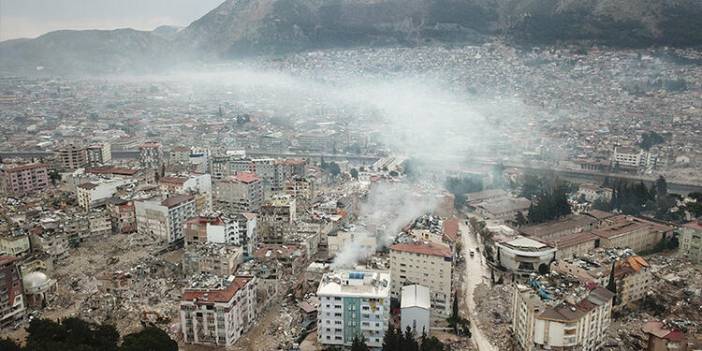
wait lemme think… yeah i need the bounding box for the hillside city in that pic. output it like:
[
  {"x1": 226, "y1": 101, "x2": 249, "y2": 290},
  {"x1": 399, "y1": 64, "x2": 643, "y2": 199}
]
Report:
[{"x1": 1, "y1": 31, "x2": 702, "y2": 351}]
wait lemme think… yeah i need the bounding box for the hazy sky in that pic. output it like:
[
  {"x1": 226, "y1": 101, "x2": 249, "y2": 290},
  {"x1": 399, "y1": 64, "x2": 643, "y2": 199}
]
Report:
[{"x1": 0, "y1": 0, "x2": 224, "y2": 41}]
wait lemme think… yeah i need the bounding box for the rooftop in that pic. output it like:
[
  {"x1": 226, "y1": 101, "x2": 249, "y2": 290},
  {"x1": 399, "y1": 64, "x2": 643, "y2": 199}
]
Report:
[
  {"x1": 161, "y1": 194, "x2": 194, "y2": 208},
  {"x1": 317, "y1": 270, "x2": 391, "y2": 298},
  {"x1": 182, "y1": 276, "x2": 252, "y2": 304},
  {"x1": 519, "y1": 215, "x2": 597, "y2": 239},
  {"x1": 232, "y1": 172, "x2": 260, "y2": 184},
  {"x1": 391, "y1": 241, "x2": 452, "y2": 258},
  {"x1": 401, "y1": 284, "x2": 431, "y2": 310}
]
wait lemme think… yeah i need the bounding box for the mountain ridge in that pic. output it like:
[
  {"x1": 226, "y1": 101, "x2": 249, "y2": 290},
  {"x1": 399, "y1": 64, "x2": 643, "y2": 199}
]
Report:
[{"x1": 1, "y1": 0, "x2": 701, "y2": 75}]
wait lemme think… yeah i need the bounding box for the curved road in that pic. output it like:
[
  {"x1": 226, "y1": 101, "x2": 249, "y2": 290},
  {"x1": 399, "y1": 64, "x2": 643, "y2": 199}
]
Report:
[{"x1": 460, "y1": 220, "x2": 498, "y2": 351}]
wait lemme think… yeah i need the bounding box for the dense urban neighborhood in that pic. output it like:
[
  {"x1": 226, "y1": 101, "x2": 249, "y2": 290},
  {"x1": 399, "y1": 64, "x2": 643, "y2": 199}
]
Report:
[{"x1": 1, "y1": 2, "x2": 702, "y2": 350}]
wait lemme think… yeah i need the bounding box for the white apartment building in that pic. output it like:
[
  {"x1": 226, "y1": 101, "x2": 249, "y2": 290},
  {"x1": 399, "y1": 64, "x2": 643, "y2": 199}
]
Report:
[
  {"x1": 135, "y1": 194, "x2": 196, "y2": 243},
  {"x1": 76, "y1": 178, "x2": 133, "y2": 210},
  {"x1": 180, "y1": 276, "x2": 257, "y2": 347},
  {"x1": 512, "y1": 283, "x2": 614, "y2": 351},
  {"x1": 214, "y1": 172, "x2": 263, "y2": 213},
  {"x1": 390, "y1": 241, "x2": 453, "y2": 318},
  {"x1": 184, "y1": 213, "x2": 257, "y2": 256},
  {"x1": 317, "y1": 270, "x2": 390, "y2": 348}
]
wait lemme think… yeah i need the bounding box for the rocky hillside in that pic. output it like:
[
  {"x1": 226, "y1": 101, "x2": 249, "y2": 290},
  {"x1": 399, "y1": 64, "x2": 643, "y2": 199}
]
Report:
[
  {"x1": 0, "y1": 29, "x2": 172, "y2": 75},
  {"x1": 1, "y1": 0, "x2": 700, "y2": 75}
]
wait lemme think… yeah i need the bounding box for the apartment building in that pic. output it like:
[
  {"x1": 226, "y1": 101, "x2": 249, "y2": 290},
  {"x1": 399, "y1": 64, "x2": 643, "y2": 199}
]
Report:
[
  {"x1": 0, "y1": 163, "x2": 50, "y2": 196},
  {"x1": 512, "y1": 283, "x2": 614, "y2": 351},
  {"x1": 317, "y1": 270, "x2": 390, "y2": 348},
  {"x1": 390, "y1": 241, "x2": 453, "y2": 318},
  {"x1": 135, "y1": 194, "x2": 196, "y2": 243},
  {"x1": 76, "y1": 178, "x2": 133, "y2": 210},
  {"x1": 0, "y1": 256, "x2": 25, "y2": 329},
  {"x1": 138, "y1": 141, "x2": 163, "y2": 169},
  {"x1": 680, "y1": 220, "x2": 702, "y2": 265},
  {"x1": 213, "y1": 172, "x2": 263, "y2": 213},
  {"x1": 56, "y1": 144, "x2": 87, "y2": 170},
  {"x1": 86, "y1": 143, "x2": 111, "y2": 166},
  {"x1": 180, "y1": 276, "x2": 257, "y2": 347},
  {"x1": 591, "y1": 215, "x2": 674, "y2": 253}
]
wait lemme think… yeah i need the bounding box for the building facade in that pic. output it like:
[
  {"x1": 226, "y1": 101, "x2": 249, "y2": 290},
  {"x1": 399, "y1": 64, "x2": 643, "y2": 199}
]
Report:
[
  {"x1": 680, "y1": 221, "x2": 702, "y2": 265},
  {"x1": 180, "y1": 276, "x2": 257, "y2": 347},
  {"x1": 213, "y1": 172, "x2": 263, "y2": 214},
  {"x1": 390, "y1": 241, "x2": 453, "y2": 318},
  {"x1": 0, "y1": 256, "x2": 25, "y2": 328},
  {"x1": 135, "y1": 194, "x2": 196, "y2": 243},
  {"x1": 317, "y1": 270, "x2": 391, "y2": 349},
  {"x1": 0, "y1": 163, "x2": 50, "y2": 196}
]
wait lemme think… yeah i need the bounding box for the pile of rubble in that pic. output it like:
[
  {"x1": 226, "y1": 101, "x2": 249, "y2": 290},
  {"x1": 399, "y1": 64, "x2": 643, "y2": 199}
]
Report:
[{"x1": 472, "y1": 282, "x2": 513, "y2": 350}]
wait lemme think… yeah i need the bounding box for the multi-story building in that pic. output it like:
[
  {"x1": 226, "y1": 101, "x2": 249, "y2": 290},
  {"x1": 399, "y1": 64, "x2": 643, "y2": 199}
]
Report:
[
  {"x1": 107, "y1": 199, "x2": 136, "y2": 234},
  {"x1": 317, "y1": 270, "x2": 390, "y2": 348},
  {"x1": 76, "y1": 178, "x2": 133, "y2": 210},
  {"x1": 170, "y1": 146, "x2": 191, "y2": 165},
  {"x1": 496, "y1": 237, "x2": 557, "y2": 278},
  {"x1": 183, "y1": 244, "x2": 243, "y2": 276},
  {"x1": 512, "y1": 281, "x2": 614, "y2": 351},
  {"x1": 680, "y1": 220, "x2": 702, "y2": 265},
  {"x1": 135, "y1": 194, "x2": 196, "y2": 243},
  {"x1": 0, "y1": 163, "x2": 50, "y2": 196},
  {"x1": 591, "y1": 215, "x2": 674, "y2": 253},
  {"x1": 390, "y1": 241, "x2": 453, "y2": 318},
  {"x1": 159, "y1": 174, "x2": 212, "y2": 211},
  {"x1": 86, "y1": 143, "x2": 111, "y2": 166},
  {"x1": 180, "y1": 275, "x2": 257, "y2": 347},
  {"x1": 0, "y1": 231, "x2": 31, "y2": 257},
  {"x1": 56, "y1": 144, "x2": 87, "y2": 170},
  {"x1": 214, "y1": 172, "x2": 263, "y2": 214},
  {"x1": 138, "y1": 141, "x2": 163, "y2": 169},
  {"x1": 0, "y1": 256, "x2": 25, "y2": 328},
  {"x1": 612, "y1": 146, "x2": 645, "y2": 170}
]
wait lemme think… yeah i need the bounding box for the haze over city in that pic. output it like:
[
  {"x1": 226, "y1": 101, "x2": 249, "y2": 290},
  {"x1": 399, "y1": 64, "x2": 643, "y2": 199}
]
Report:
[{"x1": 0, "y1": 1, "x2": 701, "y2": 351}]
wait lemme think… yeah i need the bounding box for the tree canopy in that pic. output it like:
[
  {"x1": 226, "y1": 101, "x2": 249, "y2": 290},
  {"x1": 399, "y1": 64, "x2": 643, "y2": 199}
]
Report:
[{"x1": 11, "y1": 318, "x2": 176, "y2": 351}]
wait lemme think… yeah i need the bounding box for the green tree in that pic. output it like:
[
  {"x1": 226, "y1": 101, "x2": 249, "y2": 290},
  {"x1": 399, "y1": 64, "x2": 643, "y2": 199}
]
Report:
[
  {"x1": 119, "y1": 326, "x2": 177, "y2": 351},
  {"x1": 382, "y1": 325, "x2": 400, "y2": 351},
  {"x1": 0, "y1": 338, "x2": 21, "y2": 351},
  {"x1": 419, "y1": 329, "x2": 445, "y2": 351},
  {"x1": 350, "y1": 335, "x2": 370, "y2": 351},
  {"x1": 25, "y1": 317, "x2": 119, "y2": 351},
  {"x1": 401, "y1": 326, "x2": 419, "y2": 351},
  {"x1": 350, "y1": 168, "x2": 359, "y2": 180}
]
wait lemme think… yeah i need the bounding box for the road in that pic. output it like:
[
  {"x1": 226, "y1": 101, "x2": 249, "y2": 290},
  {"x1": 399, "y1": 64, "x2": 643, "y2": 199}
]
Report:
[{"x1": 459, "y1": 220, "x2": 498, "y2": 351}]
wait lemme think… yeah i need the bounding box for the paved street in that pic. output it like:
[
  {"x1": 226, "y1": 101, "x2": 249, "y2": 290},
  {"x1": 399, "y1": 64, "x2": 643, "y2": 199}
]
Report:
[{"x1": 460, "y1": 220, "x2": 498, "y2": 351}]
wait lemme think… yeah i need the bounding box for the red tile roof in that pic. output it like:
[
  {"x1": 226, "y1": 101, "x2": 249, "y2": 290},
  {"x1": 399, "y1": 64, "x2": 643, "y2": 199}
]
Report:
[
  {"x1": 391, "y1": 241, "x2": 452, "y2": 258},
  {"x1": 86, "y1": 167, "x2": 138, "y2": 176},
  {"x1": 182, "y1": 276, "x2": 252, "y2": 304},
  {"x1": 159, "y1": 176, "x2": 187, "y2": 186},
  {"x1": 442, "y1": 218, "x2": 460, "y2": 242},
  {"x1": 233, "y1": 172, "x2": 260, "y2": 184},
  {"x1": 2, "y1": 163, "x2": 48, "y2": 173}
]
